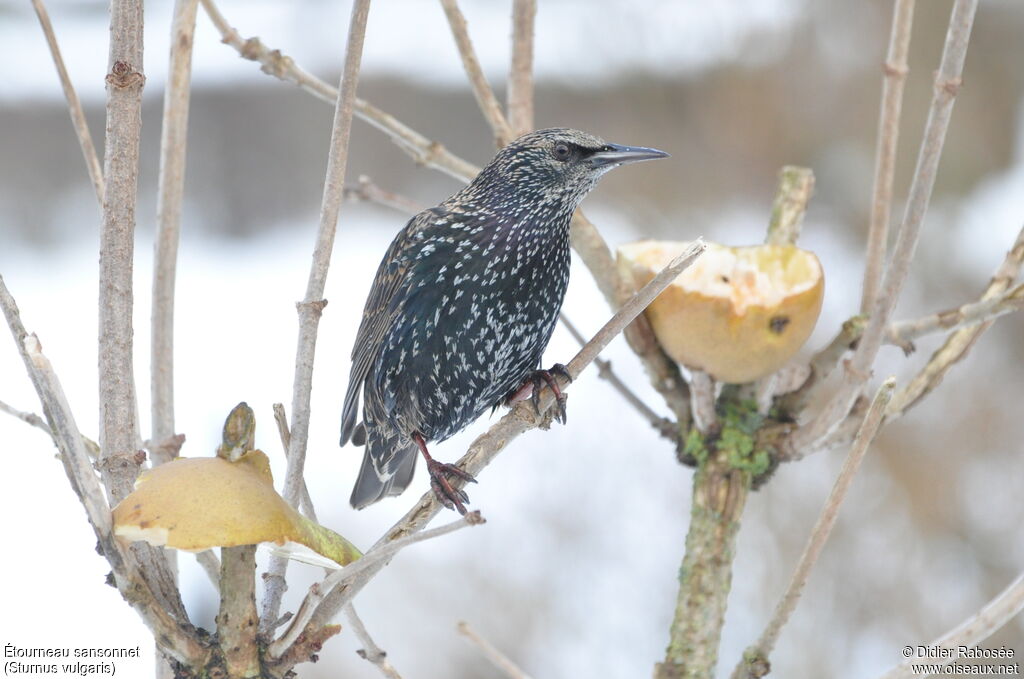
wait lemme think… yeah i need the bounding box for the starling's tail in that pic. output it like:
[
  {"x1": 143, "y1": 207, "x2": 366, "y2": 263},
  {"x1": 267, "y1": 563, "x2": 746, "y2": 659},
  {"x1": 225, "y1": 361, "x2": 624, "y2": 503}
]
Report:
[
  {"x1": 349, "y1": 431, "x2": 418, "y2": 509},
  {"x1": 340, "y1": 376, "x2": 363, "y2": 446}
]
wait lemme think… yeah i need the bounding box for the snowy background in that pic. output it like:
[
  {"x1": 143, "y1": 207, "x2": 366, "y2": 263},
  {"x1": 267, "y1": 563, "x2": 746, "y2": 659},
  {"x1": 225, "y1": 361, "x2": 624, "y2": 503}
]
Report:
[{"x1": 1, "y1": 0, "x2": 1023, "y2": 677}]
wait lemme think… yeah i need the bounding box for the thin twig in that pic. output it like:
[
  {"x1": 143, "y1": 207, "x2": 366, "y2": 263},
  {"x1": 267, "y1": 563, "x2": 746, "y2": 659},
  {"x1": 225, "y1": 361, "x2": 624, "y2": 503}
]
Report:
[
  {"x1": 876, "y1": 572, "x2": 1024, "y2": 679},
  {"x1": 790, "y1": 0, "x2": 978, "y2": 453},
  {"x1": 30, "y1": 0, "x2": 104, "y2": 207},
  {"x1": 457, "y1": 621, "x2": 535, "y2": 679},
  {"x1": 151, "y1": 0, "x2": 199, "y2": 468},
  {"x1": 0, "y1": 277, "x2": 207, "y2": 665},
  {"x1": 777, "y1": 315, "x2": 867, "y2": 417},
  {"x1": 195, "y1": 551, "x2": 221, "y2": 592},
  {"x1": 610, "y1": 228, "x2": 694, "y2": 430},
  {"x1": 731, "y1": 379, "x2": 895, "y2": 679},
  {"x1": 756, "y1": 165, "x2": 815, "y2": 409},
  {"x1": 345, "y1": 604, "x2": 404, "y2": 679},
  {"x1": 887, "y1": 283, "x2": 1023, "y2": 352},
  {"x1": 888, "y1": 223, "x2": 1024, "y2": 417},
  {"x1": 0, "y1": 398, "x2": 51, "y2": 435},
  {"x1": 260, "y1": 0, "x2": 372, "y2": 635},
  {"x1": 862, "y1": 0, "x2": 916, "y2": 313},
  {"x1": 272, "y1": 402, "x2": 317, "y2": 521},
  {"x1": 765, "y1": 166, "x2": 814, "y2": 246},
  {"x1": 507, "y1": 0, "x2": 536, "y2": 136},
  {"x1": 199, "y1": 0, "x2": 479, "y2": 183},
  {"x1": 345, "y1": 175, "x2": 423, "y2": 215},
  {"x1": 285, "y1": 241, "x2": 707, "y2": 648},
  {"x1": 689, "y1": 370, "x2": 718, "y2": 434},
  {"x1": 439, "y1": 0, "x2": 514, "y2": 146},
  {"x1": 269, "y1": 513, "x2": 484, "y2": 659},
  {"x1": 559, "y1": 313, "x2": 677, "y2": 443}
]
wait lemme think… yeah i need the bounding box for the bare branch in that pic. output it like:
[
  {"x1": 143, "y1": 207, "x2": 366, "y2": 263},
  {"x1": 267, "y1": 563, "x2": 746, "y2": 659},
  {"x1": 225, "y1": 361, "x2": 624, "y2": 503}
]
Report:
[
  {"x1": 345, "y1": 604, "x2": 404, "y2": 679},
  {"x1": 195, "y1": 550, "x2": 221, "y2": 592},
  {"x1": 609, "y1": 222, "x2": 694, "y2": 429},
  {"x1": 269, "y1": 513, "x2": 484, "y2": 659},
  {"x1": 887, "y1": 283, "x2": 1023, "y2": 351},
  {"x1": 689, "y1": 370, "x2": 718, "y2": 434},
  {"x1": 151, "y1": 0, "x2": 199, "y2": 467},
  {"x1": 790, "y1": 0, "x2": 978, "y2": 453},
  {"x1": 286, "y1": 241, "x2": 706, "y2": 646},
  {"x1": 559, "y1": 313, "x2": 678, "y2": 443},
  {"x1": 457, "y1": 621, "x2": 535, "y2": 679},
  {"x1": 862, "y1": 0, "x2": 916, "y2": 313},
  {"x1": 439, "y1": 0, "x2": 514, "y2": 146},
  {"x1": 777, "y1": 315, "x2": 867, "y2": 417},
  {"x1": 0, "y1": 398, "x2": 51, "y2": 436},
  {"x1": 260, "y1": 0, "x2": 372, "y2": 634},
  {"x1": 732, "y1": 379, "x2": 895, "y2": 679},
  {"x1": 765, "y1": 166, "x2": 814, "y2": 246},
  {"x1": 888, "y1": 223, "x2": 1024, "y2": 417},
  {"x1": 30, "y1": 0, "x2": 105, "y2": 207},
  {"x1": 345, "y1": 175, "x2": 423, "y2": 215},
  {"x1": 199, "y1": 0, "x2": 479, "y2": 182},
  {"x1": 0, "y1": 277, "x2": 207, "y2": 665},
  {"x1": 217, "y1": 546, "x2": 260, "y2": 677},
  {"x1": 876, "y1": 571, "x2": 1024, "y2": 679},
  {"x1": 272, "y1": 402, "x2": 317, "y2": 521},
  {"x1": 98, "y1": 0, "x2": 146, "y2": 503},
  {"x1": 507, "y1": 0, "x2": 536, "y2": 136}
]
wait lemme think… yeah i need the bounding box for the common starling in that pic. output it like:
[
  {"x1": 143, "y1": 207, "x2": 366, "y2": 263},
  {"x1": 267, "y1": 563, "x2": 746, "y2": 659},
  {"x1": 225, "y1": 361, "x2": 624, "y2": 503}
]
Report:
[{"x1": 341, "y1": 128, "x2": 668, "y2": 513}]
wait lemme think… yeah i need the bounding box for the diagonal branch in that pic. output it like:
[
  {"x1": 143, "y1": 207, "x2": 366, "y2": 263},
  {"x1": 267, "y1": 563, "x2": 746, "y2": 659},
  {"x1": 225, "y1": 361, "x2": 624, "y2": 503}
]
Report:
[
  {"x1": 260, "y1": 0, "x2": 373, "y2": 635},
  {"x1": 268, "y1": 513, "x2": 484, "y2": 659},
  {"x1": 789, "y1": 0, "x2": 979, "y2": 453},
  {"x1": 284, "y1": 241, "x2": 706, "y2": 650},
  {"x1": 0, "y1": 277, "x2": 207, "y2": 666},
  {"x1": 876, "y1": 571, "x2": 1024, "y2": 679},
  {"x1": 458, "y1": 621, "x2": 535, "y2": 679},
  {"x1": 198, "y1": 0, "x2": 479, "y2": 182},
  {"x1": 439, "y1": 0, "x2": 514, "y2": 146},
  {"x1": 30, "y1": 0, "x2": 105, "y2": 207},
  {"x1": 887, "y1": 282, "x2": 1023, "y2": 351},
  {"x1": 862, "y1": 0, "x2": 916, "y2": 313},
  {"x1": 732, "y1": 379, "x2": 895, "y2": 679},
  {"x1": 0, "y1": 398, "x2": 51, "y2": 436},
  {"x1": 345, "y1": 604, "x2": 405, "y2": 679},
  {"x1": 559, "y1": 313, "x2": 678, "y2": 443},
  {"x1": 888, "y1": 222, "x2": 1024, "y2": 417}
]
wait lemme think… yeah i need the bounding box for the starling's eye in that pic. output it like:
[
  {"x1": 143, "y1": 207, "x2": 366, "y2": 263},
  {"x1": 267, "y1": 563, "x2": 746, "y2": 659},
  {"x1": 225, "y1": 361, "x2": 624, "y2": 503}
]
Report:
[{"x1": 552, "y1": 143, "x2": 572, "y2": 162}]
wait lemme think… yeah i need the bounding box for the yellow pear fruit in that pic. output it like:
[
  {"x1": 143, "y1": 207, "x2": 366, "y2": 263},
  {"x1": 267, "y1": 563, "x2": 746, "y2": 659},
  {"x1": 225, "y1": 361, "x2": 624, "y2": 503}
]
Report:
[
  {"x1": 112, "y1": 450, "x2": 361, "y2": 566},
  {"x1": 617, "y1": 240, "x2": 824, "y2": 384}
]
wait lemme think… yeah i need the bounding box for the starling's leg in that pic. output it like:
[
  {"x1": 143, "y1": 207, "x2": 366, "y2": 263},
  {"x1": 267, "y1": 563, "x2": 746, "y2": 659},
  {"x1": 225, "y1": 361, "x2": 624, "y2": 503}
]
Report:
[
  {"x1": 504, "y1": 363, "x2": 572, "y2": 424},
  {"x1": 412, "y1": 432, "x2": 476, "y2": 515}
]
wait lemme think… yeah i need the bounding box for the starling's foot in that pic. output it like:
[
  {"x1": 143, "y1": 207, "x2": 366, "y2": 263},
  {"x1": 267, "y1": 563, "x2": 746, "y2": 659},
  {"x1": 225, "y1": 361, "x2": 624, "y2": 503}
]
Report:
[
  {"x1": 426, "y1": 459, "x2": 476, "y2": 514},
  {"x1": 413, "y1": 432, "x2": 476, "y2": 515},
  {"x1": 505, "y1": 364, "x2": 572, "y2": 424}
]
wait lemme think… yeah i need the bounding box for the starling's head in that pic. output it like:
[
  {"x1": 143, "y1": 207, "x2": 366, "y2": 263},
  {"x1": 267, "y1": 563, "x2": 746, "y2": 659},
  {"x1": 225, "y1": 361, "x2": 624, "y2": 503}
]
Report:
[{"x1": 471, "y1": 128, "x2": 669, "y2": 211}]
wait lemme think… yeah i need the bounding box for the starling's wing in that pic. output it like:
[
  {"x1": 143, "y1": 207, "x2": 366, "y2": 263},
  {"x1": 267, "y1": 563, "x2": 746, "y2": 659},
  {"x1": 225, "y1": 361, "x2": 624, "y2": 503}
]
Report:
[{"x1": 340, "y1": 209, "x2": 436, "y2": 446}]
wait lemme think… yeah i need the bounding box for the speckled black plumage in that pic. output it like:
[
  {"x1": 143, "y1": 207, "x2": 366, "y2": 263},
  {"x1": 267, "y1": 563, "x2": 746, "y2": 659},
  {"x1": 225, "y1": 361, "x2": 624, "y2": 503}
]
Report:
[{"x1": 341, "y1": 128, "x2": 668, "y2": 511}]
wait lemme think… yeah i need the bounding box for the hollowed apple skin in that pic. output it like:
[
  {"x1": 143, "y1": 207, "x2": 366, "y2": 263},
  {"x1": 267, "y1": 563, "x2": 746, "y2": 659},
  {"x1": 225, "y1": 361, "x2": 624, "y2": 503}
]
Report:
[{"x1": 618, "y1": 241, "x2": 824, "y2": 384}]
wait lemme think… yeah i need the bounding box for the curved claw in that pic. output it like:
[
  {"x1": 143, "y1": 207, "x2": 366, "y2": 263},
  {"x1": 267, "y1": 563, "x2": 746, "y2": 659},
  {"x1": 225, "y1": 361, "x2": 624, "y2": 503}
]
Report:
[
  {"x1": 530, "y1": 366, "x2": 570, "y2": 425},
  {"x1": 426, "y1": 458, "x2": 475, "y2": 515}
]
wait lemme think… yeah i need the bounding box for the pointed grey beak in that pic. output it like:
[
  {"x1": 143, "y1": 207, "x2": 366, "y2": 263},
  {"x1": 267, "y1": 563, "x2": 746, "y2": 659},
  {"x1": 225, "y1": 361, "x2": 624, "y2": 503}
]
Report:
[{"x1": 587, "y1": 142, "x2": 670, "y2": 169}]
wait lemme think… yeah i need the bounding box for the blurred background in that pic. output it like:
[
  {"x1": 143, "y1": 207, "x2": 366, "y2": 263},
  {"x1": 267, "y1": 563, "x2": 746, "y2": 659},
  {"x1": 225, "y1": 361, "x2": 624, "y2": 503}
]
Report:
[{"x1": 1, "y1": 0, "x2": 1022, "y2": 676}]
